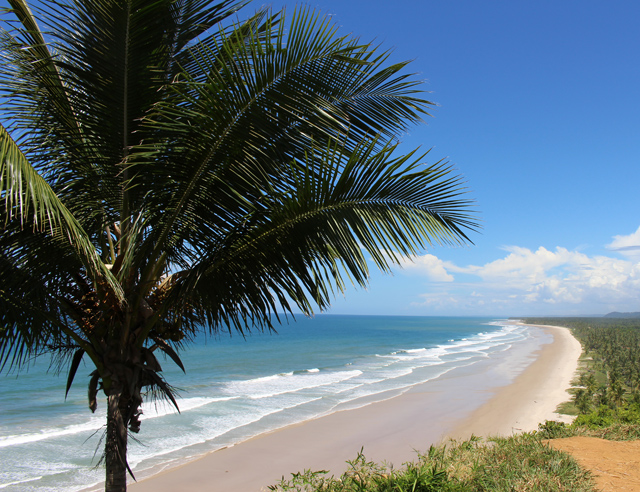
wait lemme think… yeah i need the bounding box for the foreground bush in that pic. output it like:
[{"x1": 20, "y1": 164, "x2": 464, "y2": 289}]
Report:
[
  {"x1": 269, "y1": 434, "x2": 595, "y2": 492},
  {"x1": 537, "y1": 404, "x2": 640, "y2": 441}
]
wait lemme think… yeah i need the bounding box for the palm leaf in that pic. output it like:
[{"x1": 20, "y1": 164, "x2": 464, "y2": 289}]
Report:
[
  {"x1": 5, "y1": 0, "x2": 81, "y2": 136},
  {"x1": 133, "y1": 7, "x2": 436, "y2": 297},
  {"x1": 151, "y1": 338, "x2": 186, "y2": 373},
  {"x1": 0, "y1": 123, "x2": 123, "y2": 301},
  {"x1": 145, "y1": 370, "x2": 180, "y2": 414},
  {"x1": 171, "y1": 0, "x2": 252, "y2": 56},
  {"x1": 154, "y1": 135, "x2": 476, "y2": 335},
  {"x1": 88, "y1": 370, "x2": 100, "y2": 412},
  {"x1": 65, "y1": 348, "x2": 85, "y2": 399}
]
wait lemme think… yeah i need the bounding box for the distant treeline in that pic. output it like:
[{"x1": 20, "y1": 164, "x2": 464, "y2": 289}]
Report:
[
  {"x1": 603, "y1": 312, "x2": 640, "y2": 319},
  {"x1": 523, "y1": 317, "x2": 640, "y2": 412}
]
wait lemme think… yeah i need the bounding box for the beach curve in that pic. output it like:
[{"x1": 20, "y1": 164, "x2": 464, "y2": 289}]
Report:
[
  {"x1": 124, "y1": 322, "x2": 582, "y2": 492},
  {"x1": 448, "y1": 323, "x2": 582, "y2": 440}
]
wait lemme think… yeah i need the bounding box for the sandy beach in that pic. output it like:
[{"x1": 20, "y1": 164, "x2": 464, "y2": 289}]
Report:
[
  {"x1": 449, "y1": 323, "x2": 582, "y2": 439},
  {"x1": 128, "y1": 323, "x2": 581, "y2": 492}
]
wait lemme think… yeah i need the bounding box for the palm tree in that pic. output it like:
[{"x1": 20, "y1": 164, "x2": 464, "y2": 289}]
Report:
[
  {"x1": 609, "y1": 374, "x2": 626, "y2": 407},
  {"x1": 573, "y1": 388, "x2": 592, "y2": 414},
  {"x1": 0, "y1": 1, "x2": 477, "y2": 490}
]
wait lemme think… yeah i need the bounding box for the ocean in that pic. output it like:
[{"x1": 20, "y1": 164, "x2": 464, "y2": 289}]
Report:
[{"x1": 0, "y1": 315, "x2": 541, "y2": 491}]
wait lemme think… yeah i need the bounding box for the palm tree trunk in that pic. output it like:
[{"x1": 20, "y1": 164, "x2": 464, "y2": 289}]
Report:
[{"x1": 105, "y1": 391, "x2": 128, "y2": 492}]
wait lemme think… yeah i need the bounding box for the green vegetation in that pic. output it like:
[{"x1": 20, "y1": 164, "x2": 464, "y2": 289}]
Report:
[
  {"x1": 269, "y1": 435, "x2": 595, "y2": 491},
  {"x1": 270, "y1": 409, "x2": 640, "y2": 492},
  {"x1": 0, "y1": 1, "x2": 477, "y2": 490},
  {"x1": 537, "y1": 408, "x2": 640, "y2": 441},
  {"x1": 524, "y1": 318, "x2": 640, "y2": 414},
  {"x1": 271, "y1": 318, "x2": 640, "y2": 491}
]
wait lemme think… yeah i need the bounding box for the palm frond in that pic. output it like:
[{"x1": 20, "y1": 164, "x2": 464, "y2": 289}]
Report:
[
  {"x1": 171, "y1": 0, "x2": 252, "y2": 55},
  {"x1": 65, "y1": 348, "x2": 85, "y2": 398},
  {"x1": 152, "y1": 135, "x2": 476, "y2": 336},
  {"x1": 4, "y1": 0, "x2": 81, "y2": 136},
  {"x1": 132, "y1": 6, "x2": 437, "y2": 293},
  {"x1": 0, "y1": 123, "x2": 123, "y2": 300}
]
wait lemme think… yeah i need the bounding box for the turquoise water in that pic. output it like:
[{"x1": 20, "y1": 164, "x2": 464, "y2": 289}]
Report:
[{"x1": 0, "y1": 315, "x2": 530, "y2": 491}]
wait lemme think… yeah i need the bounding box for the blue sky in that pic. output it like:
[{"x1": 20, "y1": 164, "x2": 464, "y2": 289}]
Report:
[
  {"x1": 6, "y1": 1, "x2": 639, "y2": 317},
  {"x1": 263, "y1": 0, "x2": 640, "y2": 316}
]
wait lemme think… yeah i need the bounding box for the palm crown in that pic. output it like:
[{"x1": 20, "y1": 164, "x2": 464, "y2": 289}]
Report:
[{"x1": 0, "y1": 1, "x2": 477, "y2": 490}]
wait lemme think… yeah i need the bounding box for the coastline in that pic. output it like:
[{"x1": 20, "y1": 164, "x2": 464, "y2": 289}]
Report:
[
  {"x1": 127, "y1": 323, "x2": 582, "y2": 492},
  {"x1": 447, "y1": 323, "x2": 582, "y2": 439}
]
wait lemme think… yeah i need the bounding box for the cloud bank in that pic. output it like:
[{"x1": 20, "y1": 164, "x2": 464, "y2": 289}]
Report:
[
  {"x1": 401, "y1": 228, "x2": 640, "y2": 315},
  {"x1": 607, "y1": 225, "x2": 640, "y2": 260}
]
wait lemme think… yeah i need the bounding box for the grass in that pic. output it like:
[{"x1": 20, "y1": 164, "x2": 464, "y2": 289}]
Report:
[
  {"x1": 555, "y1": 400, "x2": 578, "y2": 416},
  {"x1": 269, "y1": 433, "x2": 596, "y2": 492},
  {"x1": 270, "y1": 405, "x2": 640, "y2": 491}
]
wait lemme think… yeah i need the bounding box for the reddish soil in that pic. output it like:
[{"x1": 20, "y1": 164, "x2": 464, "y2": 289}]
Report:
[{"x1": 549, "y1": 437, "x2": 640, "y2": 491}]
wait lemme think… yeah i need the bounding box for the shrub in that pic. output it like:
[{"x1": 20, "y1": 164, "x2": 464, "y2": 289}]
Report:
[{"x1": 538, "y1": 420, "x2": 571, "y2": 439}]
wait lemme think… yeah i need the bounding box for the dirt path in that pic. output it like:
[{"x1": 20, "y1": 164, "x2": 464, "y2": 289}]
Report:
[{"x1": 549, "y1": 437, "x2": 640, "y2": 491}]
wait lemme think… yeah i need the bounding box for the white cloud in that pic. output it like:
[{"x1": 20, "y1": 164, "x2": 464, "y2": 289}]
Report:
[
  {"x1": 607, "y1": 226, "x2": 640, "y2": 259},
  {"x1": 413, "y1": 292, "x2": 460, "y2": 308},
  {"x1": 402, "y1": 229, "x2": 640, "y2": 315},
  {"x1": 495, "y1": 248, "x2": 638, "y2": 308},
  {"x1": 453, "y1": 246, "x2": 577, "y2": 286},
  {"x1": 398, "y1": 254, "x2": 454, "y2": 282}
]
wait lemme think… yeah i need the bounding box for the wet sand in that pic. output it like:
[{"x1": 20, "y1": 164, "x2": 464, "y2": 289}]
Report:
[{"x1": 127, "y1": 323, "x2": 581, "y2": 492}]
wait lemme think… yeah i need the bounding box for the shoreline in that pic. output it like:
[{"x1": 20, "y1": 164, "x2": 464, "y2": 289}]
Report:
[
  {"x1": 447, "y1": 323, "x2": 582, "y2": 440},
  {"x1": 126, "y1": 323, "x2": 582, "y2": 492}
]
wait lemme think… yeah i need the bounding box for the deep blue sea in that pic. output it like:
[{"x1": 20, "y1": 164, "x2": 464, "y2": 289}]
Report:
[{"x1": 0, "y1": 315, "x2": 533, "y2": 491}]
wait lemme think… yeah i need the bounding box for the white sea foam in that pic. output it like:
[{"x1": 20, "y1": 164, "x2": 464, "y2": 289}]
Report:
[
  {"x1": 140, "y1": 396, "x2": 230, "y2": 420},
  {"x1": 0, "y1": 476, "x2": 44, "y2": 489},
  {"x1": 0, "y1": 415, "x2": 106, "y2": 448},
  {"x1": 223, "y1": 369, "x2": 363, "y2": 399},
  {"x1": 0, "y1": 397, "x2": 228, "y2": 448},
  {"x1": 129, "y1": 396, "x2": 326, "y2": 470}
]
